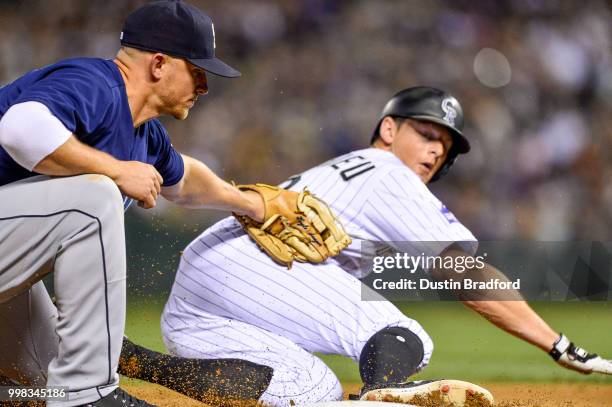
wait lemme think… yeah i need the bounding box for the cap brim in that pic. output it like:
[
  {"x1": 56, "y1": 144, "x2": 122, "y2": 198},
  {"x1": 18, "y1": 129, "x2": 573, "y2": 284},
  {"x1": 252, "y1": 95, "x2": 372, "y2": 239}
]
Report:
[
  {"x1": 409, "y1": 115, "x2": 470, "y2": 154},
  {"x1": 188, "y1": 57, "x2": 241, "y2": 78}
]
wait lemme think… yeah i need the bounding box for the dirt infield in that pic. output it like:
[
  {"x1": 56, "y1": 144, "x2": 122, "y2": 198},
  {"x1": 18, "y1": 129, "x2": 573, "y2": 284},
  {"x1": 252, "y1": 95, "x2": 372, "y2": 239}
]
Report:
[{"x1": 124, "y1": 381, "x2": 612, "y2": 406}]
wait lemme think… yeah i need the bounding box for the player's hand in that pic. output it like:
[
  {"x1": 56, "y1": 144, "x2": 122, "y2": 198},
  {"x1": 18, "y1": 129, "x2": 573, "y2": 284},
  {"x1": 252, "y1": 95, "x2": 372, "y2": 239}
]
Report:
[
  {"x1": 550, "y1": 333, "x2": 612, "y2": 374},
  {"x1": 113, "y1": 161, "x2": 163, "y2": 209},
  {"x1": 240, "y1": 189, "x2": 265, "y2": 222}
]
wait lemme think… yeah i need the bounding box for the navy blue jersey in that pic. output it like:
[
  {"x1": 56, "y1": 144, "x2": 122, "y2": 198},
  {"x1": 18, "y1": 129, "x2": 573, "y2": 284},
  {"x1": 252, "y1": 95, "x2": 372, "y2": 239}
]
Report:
[{"x1": 0, "y1": 57, "x2": 185, "y2": 191}]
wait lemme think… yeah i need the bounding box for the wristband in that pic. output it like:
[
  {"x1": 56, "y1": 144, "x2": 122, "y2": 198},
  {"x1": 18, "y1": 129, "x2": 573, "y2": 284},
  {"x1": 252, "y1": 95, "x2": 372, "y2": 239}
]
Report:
[{"x1": 549, "y1": 333, "x2": 571, "y2": 361}]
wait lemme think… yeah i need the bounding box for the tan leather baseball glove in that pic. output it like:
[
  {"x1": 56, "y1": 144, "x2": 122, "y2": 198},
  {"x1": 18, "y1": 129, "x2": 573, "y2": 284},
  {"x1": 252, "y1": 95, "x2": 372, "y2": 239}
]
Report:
[{"x1": 233, "y1": 183, "x2": 351, "y2": 268}]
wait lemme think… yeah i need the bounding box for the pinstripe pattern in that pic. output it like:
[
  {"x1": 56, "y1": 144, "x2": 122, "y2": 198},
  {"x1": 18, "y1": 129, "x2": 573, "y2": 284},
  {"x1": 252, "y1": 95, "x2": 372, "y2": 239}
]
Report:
[
  {"x1": 162, "y1": 148, "x2": 471, "y2": 406},
  {"x1": 161, "y1": 295, "x2": 343, "y2": 406}
]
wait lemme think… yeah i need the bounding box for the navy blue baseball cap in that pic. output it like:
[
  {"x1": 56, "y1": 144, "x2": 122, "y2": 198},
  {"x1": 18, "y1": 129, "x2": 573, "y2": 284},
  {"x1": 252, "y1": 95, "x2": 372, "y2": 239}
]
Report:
[{"x1": 120, "y1": 0, "x2": 240, "y2": 78}]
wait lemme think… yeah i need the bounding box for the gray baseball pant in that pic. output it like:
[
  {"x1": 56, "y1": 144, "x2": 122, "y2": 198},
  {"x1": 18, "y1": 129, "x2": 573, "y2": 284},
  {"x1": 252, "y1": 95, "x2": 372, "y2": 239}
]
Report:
[{"x1": 0, "y1": 174, "x2": 126, "y2": 406}]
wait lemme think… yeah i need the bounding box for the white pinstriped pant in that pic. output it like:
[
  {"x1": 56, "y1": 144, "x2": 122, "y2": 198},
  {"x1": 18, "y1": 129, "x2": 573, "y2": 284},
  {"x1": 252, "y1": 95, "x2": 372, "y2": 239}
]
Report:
[{"x1": 161, "y1": 222, "x2": 433, "y2": 406}]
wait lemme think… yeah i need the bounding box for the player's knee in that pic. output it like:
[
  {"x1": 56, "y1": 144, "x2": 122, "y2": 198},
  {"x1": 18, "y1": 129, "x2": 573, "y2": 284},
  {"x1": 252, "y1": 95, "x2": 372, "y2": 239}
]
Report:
[
  {"x1": 73, "y1": 174, "x2": 123, "y2": 215},
  {"x1": 313, "y1": 368, "x2": 343, "y2": 404},
  {"x1": 359, "y1": 326, "x2": 427, "y2": 387},
  {"x1": 260, "y1": 357, "x2": 342, "y2": 407},
  {"x1": 273, "y1": 368, "x2": 342, "y2": 407},
  {"x1": 301, "y1": 362, "x2": 342, "y2": 404},
  {"x1": 83, "y1": 174, "x2": 122, "y2": 204}
]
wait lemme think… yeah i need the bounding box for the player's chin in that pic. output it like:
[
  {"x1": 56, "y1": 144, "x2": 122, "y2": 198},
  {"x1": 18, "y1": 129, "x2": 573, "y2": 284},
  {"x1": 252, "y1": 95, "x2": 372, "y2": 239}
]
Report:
[
  {"x1": 414, "y1": 167, "x2": 433, "y2": 183},
  {"x1": 420, "y1": 164, "x2": 440, "y2": 184},
  {"x1": 172, "y1": 108, "x2": 190, "y2": 120}
]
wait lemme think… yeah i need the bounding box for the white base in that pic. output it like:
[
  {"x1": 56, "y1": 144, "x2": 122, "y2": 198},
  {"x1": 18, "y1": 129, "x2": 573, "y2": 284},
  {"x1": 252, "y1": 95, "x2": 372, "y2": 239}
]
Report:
[{"x1": 298, "y1": 401, "x2": 418, "y2": 407}]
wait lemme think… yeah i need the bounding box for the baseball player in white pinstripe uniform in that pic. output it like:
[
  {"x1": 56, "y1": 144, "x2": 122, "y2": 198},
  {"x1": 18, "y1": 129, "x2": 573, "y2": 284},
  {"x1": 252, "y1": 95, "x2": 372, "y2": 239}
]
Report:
[{"x1": 122, "y1": 87, "x2": 612, "y2": 406}]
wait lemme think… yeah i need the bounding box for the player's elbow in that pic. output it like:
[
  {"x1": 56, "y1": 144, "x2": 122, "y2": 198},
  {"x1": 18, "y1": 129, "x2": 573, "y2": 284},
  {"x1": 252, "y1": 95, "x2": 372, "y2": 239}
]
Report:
[{"x1": 161, "y1": 156, "x2": 194, "y2": 204}]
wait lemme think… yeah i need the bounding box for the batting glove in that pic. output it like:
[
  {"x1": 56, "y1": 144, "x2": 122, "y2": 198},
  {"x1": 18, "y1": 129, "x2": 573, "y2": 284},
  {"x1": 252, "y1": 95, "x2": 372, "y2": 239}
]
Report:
[{"x1": 550, "y1": 333, "x2": 612, "y2": 374}]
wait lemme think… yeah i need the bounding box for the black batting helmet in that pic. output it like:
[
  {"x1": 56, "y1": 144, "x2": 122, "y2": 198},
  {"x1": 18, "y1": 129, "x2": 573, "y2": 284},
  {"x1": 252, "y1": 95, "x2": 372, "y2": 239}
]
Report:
[{"x1": 371, "y1": 86, "x2": 470, "y2": 182}]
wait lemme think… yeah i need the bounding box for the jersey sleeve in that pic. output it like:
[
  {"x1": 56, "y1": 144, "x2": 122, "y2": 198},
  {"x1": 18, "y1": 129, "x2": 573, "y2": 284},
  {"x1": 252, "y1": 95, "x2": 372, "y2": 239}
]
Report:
[
  {"x1": 146, "y1": 119, "x2": 185, "y2": 187},
  {"x1": 363, "y1": 167, "x2": 477, "y2": 256},
  {"x1": 0, "y1": 102, "x2": 71, "y2": 170},
  {"x1": 12, "y1": 66, "x2": 113, "y2": 136}
]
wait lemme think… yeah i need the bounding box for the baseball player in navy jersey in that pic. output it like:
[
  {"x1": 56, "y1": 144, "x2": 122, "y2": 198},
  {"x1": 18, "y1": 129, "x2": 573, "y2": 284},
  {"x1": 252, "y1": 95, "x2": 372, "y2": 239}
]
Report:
[
  {"x1": 0, "y1": 1, "x2": 291, "y2": 406},
  {"x1": 118, "y1": 86, "x2": 612, "y2": 406}
]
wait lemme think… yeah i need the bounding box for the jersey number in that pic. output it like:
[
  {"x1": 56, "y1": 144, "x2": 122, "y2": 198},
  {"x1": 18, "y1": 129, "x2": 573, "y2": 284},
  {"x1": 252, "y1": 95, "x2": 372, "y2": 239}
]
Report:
[{"x1": 280, "y1": 175, "x2": 302, "y2": 190}]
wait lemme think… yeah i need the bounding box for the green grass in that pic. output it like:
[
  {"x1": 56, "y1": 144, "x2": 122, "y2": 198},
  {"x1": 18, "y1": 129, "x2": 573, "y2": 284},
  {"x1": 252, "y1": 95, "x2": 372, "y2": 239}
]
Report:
[{"x1": 126, "y1": 299, "x2": 612, "y2": 384}]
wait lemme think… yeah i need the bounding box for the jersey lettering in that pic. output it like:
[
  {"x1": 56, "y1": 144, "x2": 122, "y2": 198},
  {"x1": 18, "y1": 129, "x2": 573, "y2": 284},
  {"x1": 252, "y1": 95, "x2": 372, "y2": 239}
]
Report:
[{"x1": 330, "y1": 155, "x2": 375, "y2": 181}]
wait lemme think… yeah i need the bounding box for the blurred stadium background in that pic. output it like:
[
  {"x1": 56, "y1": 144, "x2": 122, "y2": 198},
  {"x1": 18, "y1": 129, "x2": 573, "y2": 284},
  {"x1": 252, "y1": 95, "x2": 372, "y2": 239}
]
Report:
[
  {"x1": 2, "y1": 0, "x2": 611, "y2": 386},
  {"x1": 3, "y1": 0, "x2": 609, "y2": 294}
]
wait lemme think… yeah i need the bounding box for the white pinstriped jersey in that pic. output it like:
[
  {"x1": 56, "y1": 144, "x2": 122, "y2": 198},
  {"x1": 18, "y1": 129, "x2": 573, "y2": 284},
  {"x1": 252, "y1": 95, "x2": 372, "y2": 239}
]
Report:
[
  {"x1": 284, "y1": 147, "x2": 474, "y2": 241},
  {"x1": 163, "y1": 147, "x2": 475, "y2": 406},
  {"x1": 184, "y1": 148, "x2": 476, "y2": 279},
  {"x1": 181, "y1": 147, "x2": 475, "y2": 278},
  {"x1": 282, "y1": 147, "x2": 477, "y2": 276}
]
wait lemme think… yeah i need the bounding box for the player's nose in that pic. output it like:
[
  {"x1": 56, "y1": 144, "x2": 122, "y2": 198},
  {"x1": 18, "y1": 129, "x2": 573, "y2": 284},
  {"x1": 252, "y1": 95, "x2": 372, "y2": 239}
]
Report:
[
  {"x1": 194, "y1": 71, "x2": 209, "y2": 95},
  {"x1": 195, "y1": 81, "x2": 208, "y2": 96},
  {"x1": 429, "y1": 141, "x2": 444, "y2": 158}
]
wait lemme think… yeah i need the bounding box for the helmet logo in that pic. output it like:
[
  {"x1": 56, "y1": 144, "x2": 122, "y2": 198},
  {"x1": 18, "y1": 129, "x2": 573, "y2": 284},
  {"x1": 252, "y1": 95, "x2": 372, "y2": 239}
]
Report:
[{"x1": 441, "y1": 98, "x2": 457, "y2": 126}]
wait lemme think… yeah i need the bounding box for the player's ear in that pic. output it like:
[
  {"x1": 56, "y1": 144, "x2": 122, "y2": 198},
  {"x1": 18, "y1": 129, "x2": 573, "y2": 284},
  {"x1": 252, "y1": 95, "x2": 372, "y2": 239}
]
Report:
[
  {"x1": 150, "y1": 53, "x2": 169, "y2": 81},
  {"x1": 378, "y1": 116, "x2": 397, "y2": 146}
]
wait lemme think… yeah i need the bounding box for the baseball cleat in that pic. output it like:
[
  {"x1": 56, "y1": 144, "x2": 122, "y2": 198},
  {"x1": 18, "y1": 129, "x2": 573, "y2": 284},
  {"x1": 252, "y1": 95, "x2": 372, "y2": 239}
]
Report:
[
  {"x1": 358, "y1": 379, "x2": 494, "y2": 406},
  {"x1": 80, "y1": 387, "x2": 157, "y2": 407}
]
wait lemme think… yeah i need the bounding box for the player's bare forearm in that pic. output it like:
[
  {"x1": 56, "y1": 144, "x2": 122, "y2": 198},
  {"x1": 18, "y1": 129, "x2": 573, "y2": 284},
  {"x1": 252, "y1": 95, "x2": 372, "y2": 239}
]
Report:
[
  {"x1": 434, "y1": 250, "x2": 559, "y2": 353},
  {"x1": 462, "y1": 289, "x2": 612, "y2": 376},
  {"x1": 162, "y1": 154, "x2": 264, "y2": 220},
  {"x1": 458, "y1": 262, "x2": 559, "y2": 352},
  {"x1": 34, "y1": 135, "x2": 163, "y2": 208},
  {"x1": 462, "y1": 297, "x2": 559, "y2": 352},
  {"x1": 34, "y1": 135, "x2": 122, "y2": 178}
]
